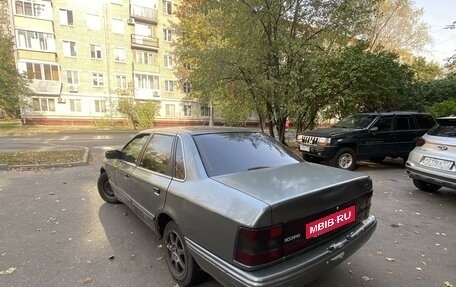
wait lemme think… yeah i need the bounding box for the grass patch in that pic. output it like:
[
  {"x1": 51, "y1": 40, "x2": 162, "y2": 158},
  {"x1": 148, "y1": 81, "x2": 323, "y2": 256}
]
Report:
[{"x1": 0, "y1": 150, "x2": 86, "y2": 165}]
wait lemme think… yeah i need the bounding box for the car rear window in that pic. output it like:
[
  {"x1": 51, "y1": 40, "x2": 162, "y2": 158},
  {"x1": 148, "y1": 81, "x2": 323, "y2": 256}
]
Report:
[
  {"x1": 193, "y1": 132, "x2": 301, "y2": 177},
  {"x1": 415, "y1": 114, "x2": 436, "y2": 129},
  {"x1": 428, "y1": 118, "x2": 456, "y2": 137}
]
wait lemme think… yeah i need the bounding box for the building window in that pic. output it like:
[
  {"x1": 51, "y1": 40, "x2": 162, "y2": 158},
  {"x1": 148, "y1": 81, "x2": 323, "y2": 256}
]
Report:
[
  {"x1": 95, "y1": 100, "x2": 106, "y2": 113},
  {"x1": 16, "y1": 29, "x2": 55, "y2": 52},
  {"x1": 116, "y1": 74, "x2": 127, "y2": 89},
  {"x1": 164, "y1": 80, "x2": 174, "y2": 92},
  {"x1": 92, "y1": 73, "x2": 104, "y2": 87},
  {"x1": 163, "y1": 55, "x2": 173, "y2": 68},
  {"x1": 201, "y1": 105, "x2": 210, "y2": 117},
  {"x1": 163, "y1": 0, "x2": 172, "y2": 14},
  {"x1": 112, "y1": 18, "x2": 124, "y2": 34},
  {"x1": 59, "y1": 9, "x2": 73, "y2": 26},
  {"x1": 114, "y1": 47, "x2": 126, "y2": 63},
  {"x1": 183, "y1": 82, "x2": 192, "y2": 93},
  {"x1": 15, "y1": 0, "x2": 50, "y2": 19},
  {"x1": 134, "y1": 73, "x2": 159, "y2": 89},
  {"x1": 66, "y1": 70, "x2": 79, "y2": 85},
  {"x1": 165, "y1": 104, "x2": 175, "y2": 117},
  {"x1": 135, "y1": 50, "x2": 155, "y2": 65},
  {"x1": 163, "y1": 28, "x2": 172, "y2": 42},
  {"x1": 90, "y1": 44, "x2": 102, "y2": 59},
  {"x1": 62, "y1": 40, "x2": 77, "y2": 57},
  {"x1": 33, "y1": 98, "x2": 55, "y2": 112},
  {"x1": 69, "y1": 99, "x2": 82, "y2": 112},
  {"x1": 86, "y1": 14, "x2": 100, "y2": 30},
  {"x1": 18, "y1": 62, "x2": 60, "y2": 81},
  {"x1": 183, "y1": 104, "x2": 192, "y2": 116}
]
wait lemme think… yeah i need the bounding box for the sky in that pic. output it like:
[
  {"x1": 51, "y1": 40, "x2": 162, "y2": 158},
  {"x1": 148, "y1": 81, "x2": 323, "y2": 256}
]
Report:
[{"x1": 414, "y1": 0, "x2": 456, "y2": 66}]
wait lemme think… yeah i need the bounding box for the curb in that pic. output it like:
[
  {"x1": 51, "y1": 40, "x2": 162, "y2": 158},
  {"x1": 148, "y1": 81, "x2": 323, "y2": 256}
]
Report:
[{"x1": 1, "y1": 147, "x2": 90, "y2": 170}]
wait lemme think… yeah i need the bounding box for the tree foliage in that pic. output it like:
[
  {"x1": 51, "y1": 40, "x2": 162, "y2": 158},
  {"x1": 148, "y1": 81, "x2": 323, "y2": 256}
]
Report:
[
  {"x1": 409, "y1": 56, "x2": 442, "y2": 82},
  {"x1": 317, "y1": 43, "x2": 415, "y2": 120},
  {"x1": 367, "y1": 0, "x2": 430, "y2": 54},
  {"x1": 175, "y1": 0, "x2": 377, "y2": 143},
  {"x1": 0, "y1": 16, "x2": 30, "y2": 118},
  {"x1": 116, "y1": 86, "x2": 158, "y2": 129}
]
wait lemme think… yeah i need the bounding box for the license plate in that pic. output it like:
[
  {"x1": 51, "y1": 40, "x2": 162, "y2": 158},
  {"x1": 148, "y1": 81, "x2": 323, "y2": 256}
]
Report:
[
  {"x1": 300, "y1": 144, "x2": 310, "y2": 152},
  {"x1": 420, "y1": 157, "x2": 454, "y2": 170},
  {"x1": 306, "y1": 206, "x2": 356, "y2": 239}
]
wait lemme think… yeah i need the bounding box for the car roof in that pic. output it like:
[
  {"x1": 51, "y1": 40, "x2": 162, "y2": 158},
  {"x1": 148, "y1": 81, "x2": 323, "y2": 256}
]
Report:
[
  {"x1": 356, "y1": 111, "x2": 431, "y2": 116},
  {"x1": 140, "y1": 126, "x2": 259, "y2": 136}
]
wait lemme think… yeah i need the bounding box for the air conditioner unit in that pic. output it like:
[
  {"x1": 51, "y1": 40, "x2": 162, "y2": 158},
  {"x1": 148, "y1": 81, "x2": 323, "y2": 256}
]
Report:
[
  {"x1": 153, "y1": 91, "x2": 159, "y2": 97},
  {"x1": 127, "y1": 18, "x2": 135, "y2": 25},
  {"x1": 57, "y1": 97, "x2": 66, "y2": 103},
  {"x1": 68, "y1": 85, "x2": 79, "y2": 92}
]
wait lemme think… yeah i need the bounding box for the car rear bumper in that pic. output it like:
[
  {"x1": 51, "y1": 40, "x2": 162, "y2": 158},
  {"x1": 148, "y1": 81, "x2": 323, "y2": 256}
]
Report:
[
  {"x1": 405, "y1": 164, "x2": 456, "y2": 190},
  {"x1": 186, "y1": 215, "x2": 377, "y2": 287}
]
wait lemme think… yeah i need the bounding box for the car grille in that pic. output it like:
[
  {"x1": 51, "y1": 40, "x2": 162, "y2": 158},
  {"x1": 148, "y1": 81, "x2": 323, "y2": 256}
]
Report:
[{"x1": 302, "y1": 136, "x2": 319, "y2": 146}]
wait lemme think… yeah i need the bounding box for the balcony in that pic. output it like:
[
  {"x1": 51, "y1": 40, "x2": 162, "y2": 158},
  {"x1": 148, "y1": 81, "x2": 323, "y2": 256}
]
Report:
[
  {"x1": 130, "y1": 5, "x2": 158, "y2": 23},
  {"x1": 131, "y1": 34, "x2": 159, "y2": 51}
]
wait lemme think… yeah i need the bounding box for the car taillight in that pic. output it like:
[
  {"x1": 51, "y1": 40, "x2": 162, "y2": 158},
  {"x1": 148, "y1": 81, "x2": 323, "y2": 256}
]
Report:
[
  {"x1": 416, "y1": 137, "x2": 426, "y2": 147},
  {"x1": 234, "y1": 225, "x2": 283, "y2": 266}
]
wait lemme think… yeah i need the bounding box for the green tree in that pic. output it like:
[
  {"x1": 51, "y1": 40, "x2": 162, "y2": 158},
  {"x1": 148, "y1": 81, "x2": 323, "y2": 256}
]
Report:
[
  {"x1": 409, "y1": 56, "x2": 442, "y2": 82},
  {"x1": 175, "y1": 0, "x2": 376, "y2": 143},
  {"x1": 116, "y1": 85, "x2": 158, "y2": 129},
  {"x1": 367, "y1": 0, "x2": 430, "y2": 55},
  {"x1": 0, "y1": 10, "x2": 30, "y2": 118},
  {"x1": 428, "y1": 99, "x2": 456, "y2": 117},
  {"x1": 315, "y1": 43, "x2": 415, "y2": 120}
]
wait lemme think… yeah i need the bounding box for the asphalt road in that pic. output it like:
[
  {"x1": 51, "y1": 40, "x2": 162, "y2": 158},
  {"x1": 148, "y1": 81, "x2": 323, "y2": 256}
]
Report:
[{"x1": 0, "y1": 133, "x2": 455, "y2": 287}]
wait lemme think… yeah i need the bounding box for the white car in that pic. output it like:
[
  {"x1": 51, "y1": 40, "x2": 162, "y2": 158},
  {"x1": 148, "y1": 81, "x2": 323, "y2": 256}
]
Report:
[{"x1": 406, "y1": 117, "x2": 456, "y2": 192}]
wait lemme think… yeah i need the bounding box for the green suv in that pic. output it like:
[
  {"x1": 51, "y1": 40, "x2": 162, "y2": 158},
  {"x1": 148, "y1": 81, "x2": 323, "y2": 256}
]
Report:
[{"x1": 297, "y1": 112, "x2": 436, "y2": 170}]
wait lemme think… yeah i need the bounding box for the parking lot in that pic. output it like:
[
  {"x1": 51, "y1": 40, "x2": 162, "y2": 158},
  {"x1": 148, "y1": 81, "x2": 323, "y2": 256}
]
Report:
[{"x1": 0, "y1": 135, "x2": 455, "y2": 287}]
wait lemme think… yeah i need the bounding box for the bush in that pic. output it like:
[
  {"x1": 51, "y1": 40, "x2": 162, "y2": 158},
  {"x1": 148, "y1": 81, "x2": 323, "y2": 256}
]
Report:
[{"x1": 428, "y1": 99, "x2": 456, "y2": 117}]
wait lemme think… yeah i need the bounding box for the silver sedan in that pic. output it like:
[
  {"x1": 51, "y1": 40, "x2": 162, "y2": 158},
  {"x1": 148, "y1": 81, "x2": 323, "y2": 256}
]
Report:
[
  {"x1": 406, "y1": 116, "x2": 456, "y2": 192},
  {"x1": 97, "y1": 127, "x2": 376, "y2": 287}
]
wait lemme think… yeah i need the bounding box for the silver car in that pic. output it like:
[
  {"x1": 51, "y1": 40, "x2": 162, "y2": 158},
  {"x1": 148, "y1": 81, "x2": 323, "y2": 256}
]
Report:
[
  {"x1": 97, "y1": 127, "x2": 377, "y2": 286},
  {"x1": 406, "y1": 117, "x2": 456, "y2": 192}
]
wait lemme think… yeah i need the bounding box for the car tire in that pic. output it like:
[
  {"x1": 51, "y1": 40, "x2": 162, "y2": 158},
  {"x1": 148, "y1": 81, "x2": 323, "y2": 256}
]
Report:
[
  {"x1": 412, "y1": 179, "x2": 441, "y2": 193},
  {"x1": 164, "y1": 221, "x2": 202, "y2": 286},
  {"x1": 369, "y1": 156, "x2": 385, "y2": 163},
  {"x1": 97, "y1": 172, "x2": 120, "y2": 204},
  {"x1": 330, "y1": 147, "x2": 357, "y2": 170}
]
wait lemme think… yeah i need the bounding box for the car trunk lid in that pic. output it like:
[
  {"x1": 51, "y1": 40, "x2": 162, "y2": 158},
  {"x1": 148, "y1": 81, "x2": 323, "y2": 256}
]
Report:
[{"x1": 212, "y1": 162, "x2": 372, "y2": 225}]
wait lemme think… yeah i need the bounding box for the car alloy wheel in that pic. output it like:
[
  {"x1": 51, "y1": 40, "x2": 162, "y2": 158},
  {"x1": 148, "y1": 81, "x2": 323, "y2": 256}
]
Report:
[
  {"x1": 166, "y1": 229, "x2": 186, "y2": 277},
  {"x1": 338, "y1": 153, "x2": 353, "y2": 169},
  {"x1": 331, "y1": 147, "x2": 357, "y2": 170},
  {"x1": 163, "y1": 221, "x2": 201, "y2": 286}
]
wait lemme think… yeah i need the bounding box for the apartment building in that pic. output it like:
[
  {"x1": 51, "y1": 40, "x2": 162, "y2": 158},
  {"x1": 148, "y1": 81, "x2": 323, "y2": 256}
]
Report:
[{"x1": 9, "y1": 0, "x2": 243, "y2": 126}]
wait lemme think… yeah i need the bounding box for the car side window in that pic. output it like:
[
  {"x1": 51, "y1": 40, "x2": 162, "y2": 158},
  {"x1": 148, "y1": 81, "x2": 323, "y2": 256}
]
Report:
[
  {"x1": 122, "y1": 134, "x2": 150, "y2": 164},
  {"x1": 372, "y1": 116, "x2": 393, "y2": 132},
  {"x1": 139, "y1": 134, "x2": 174, "y2": 175},
  {"x1": 174, "y1": 137, "x2": 185, "y2": 180},
  {"x1": 415, "y1": 114, "x2": 436, "y2": 129},
  {"x1": 396, "y1": 116, "x2": 412, "y2": 130}
]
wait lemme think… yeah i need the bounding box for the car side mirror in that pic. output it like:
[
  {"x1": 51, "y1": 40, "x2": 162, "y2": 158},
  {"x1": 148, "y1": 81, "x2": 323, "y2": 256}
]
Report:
[
  {"x1": 370, "y1": 127, "x2": 379, "y2": 132},
  {"x1": 105, "y1": 149, "x2": 122, "y2": 159}
]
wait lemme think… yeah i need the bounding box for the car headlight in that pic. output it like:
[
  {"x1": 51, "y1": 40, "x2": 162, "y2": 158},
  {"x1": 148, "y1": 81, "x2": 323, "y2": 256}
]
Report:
[{"x1": 317, "y1": 137, "x2": 331, "y2": 146}]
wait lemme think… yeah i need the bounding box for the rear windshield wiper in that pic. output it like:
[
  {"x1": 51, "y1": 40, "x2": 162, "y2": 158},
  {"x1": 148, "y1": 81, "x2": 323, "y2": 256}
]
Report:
[{"x1": 247, "y1": 166, "x2": 270, "y2": 171}]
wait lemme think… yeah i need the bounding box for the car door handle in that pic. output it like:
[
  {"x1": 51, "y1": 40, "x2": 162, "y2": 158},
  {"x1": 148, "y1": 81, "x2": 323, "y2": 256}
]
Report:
[
  {"x1": 124, "y1": 173, "x2": 131, "y2": 179},
  {"x1": 153, "y1": 186, "x2": 161, "y2": 195}
]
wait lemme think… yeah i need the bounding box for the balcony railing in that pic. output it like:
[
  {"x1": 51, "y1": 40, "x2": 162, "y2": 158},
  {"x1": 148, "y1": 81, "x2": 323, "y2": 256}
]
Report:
[
  {"x1": 130, "y1": 5, "x2": 158, "y2": 22},
  {"x1": 131, "y1": 34, "x2": 159, "y2": 50}
]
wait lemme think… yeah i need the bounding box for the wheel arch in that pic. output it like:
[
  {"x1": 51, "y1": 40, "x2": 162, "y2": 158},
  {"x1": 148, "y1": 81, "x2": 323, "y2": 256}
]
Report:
[{"x1": 156, "y1": 212, "x2": 175, "y2": 238}]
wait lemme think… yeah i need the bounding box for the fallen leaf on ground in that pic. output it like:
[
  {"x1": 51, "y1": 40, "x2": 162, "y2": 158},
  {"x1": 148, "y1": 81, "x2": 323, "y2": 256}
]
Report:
[
  {"x1": 376, "y1": 251, "x2": 383, "y2": 256},
  {"x1": 108, "y1": 255, "x2": 115, "y2": 260},
  {"x1": 83, "y1": 277, "x2": 91, "y2": 284},
  {"x1": 348, "y1": 270, "x2": 353, "y2": 274},
  {"x1": 444, "y1": 281, "x2": 454, "y2": 287},
  {"x1": 385, "y1": 257, "x2": 395, "y2": 262},
  {"x1": 0, "y1": 267, "x2": 16, "y2": 275},
  {"x1": 362, "y1": 275, "x2": 373, "y2": 281},
  {"x1": 416, "y1": 267, "x2": 422, "y2": 271},
  {"x1": 420, "y1": 261, "x2": 427, "y2": 266}
]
